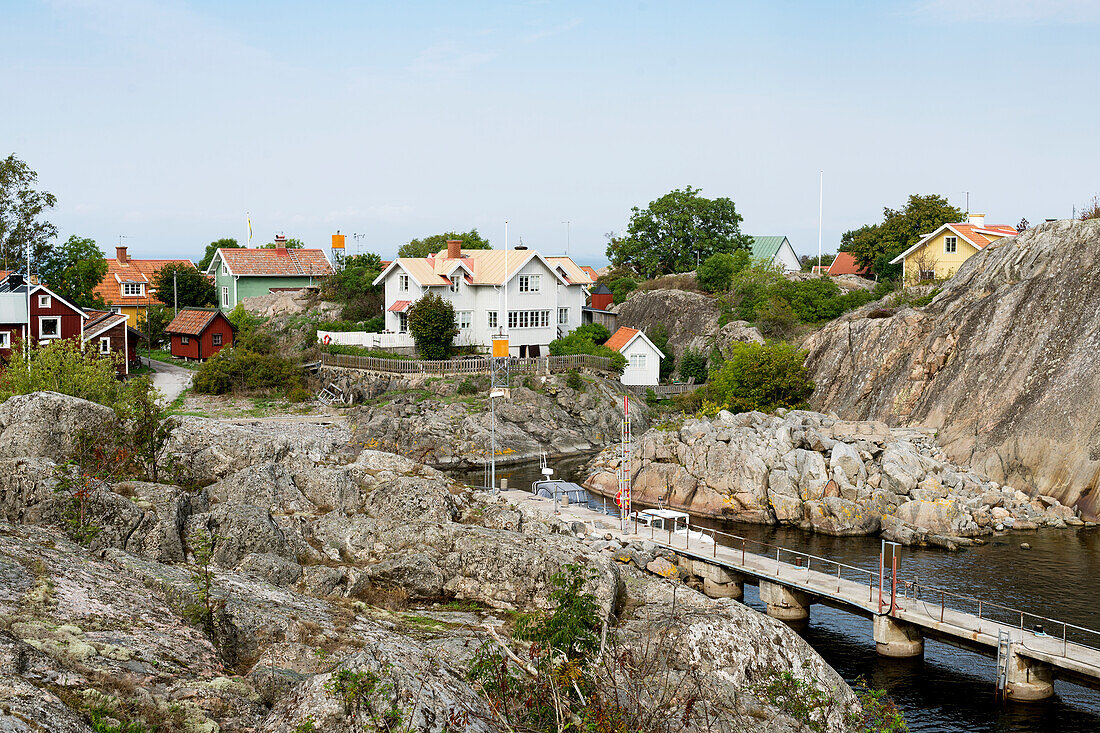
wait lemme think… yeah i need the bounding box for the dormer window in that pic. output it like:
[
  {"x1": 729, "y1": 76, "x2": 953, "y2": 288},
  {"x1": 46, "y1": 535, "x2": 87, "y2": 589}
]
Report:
[
  {"x1": 122, "y1": 282, "x2": 144, "y2": 297},
  {"x1": 38, "y1": 294, "x2": 51, "y2": 308},
  {"x1": 449, "y1": 275, "x2": 460, "y2": 293}
]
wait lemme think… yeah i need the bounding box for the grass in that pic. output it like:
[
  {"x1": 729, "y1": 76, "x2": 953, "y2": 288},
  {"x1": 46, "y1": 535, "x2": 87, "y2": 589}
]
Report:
[{"x1": 146, "y1": 348, "x2": 200, "y2": 370}]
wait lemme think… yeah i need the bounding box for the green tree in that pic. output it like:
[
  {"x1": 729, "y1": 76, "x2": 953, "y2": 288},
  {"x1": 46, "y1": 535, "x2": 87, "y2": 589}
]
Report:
[
  {"x1": 321, "y1": 252, "x2": 385, "y2": 321},
  {"x1": 571, "y1": 323, "x2": 610, "y2": 344},
  {"x1": 678, "y1": 349, "x2": 708, "y2": 384},
  {"x1": 609, "y1": 276, "x2": 638, "y2": 303},
  {"x1": 197, "y1": 238, "x2": 240, "y2": 271},
  {"x1": 548, "y1": 329, "x2": 626, "y2": 371},
  {"x1": 607, "y1": 186, "x2": 752, "y2": 277},
  {"x1": 152, "y1": 262, "x2": 216, "y2": 308},
  {"x1": 37, "y1": 235, "x2": 108, "y2": 309},
  {"x1": 0, "y1": 338, "x2": 124, "y2": 408},
  {"x1": 398, "y1": 229, "x2": 491, "y2": 259},
  {"x1": 407, "y1": 292, "x2": 458, "y2": 359},
  {"x1": 706, "y1": 342, "x2": 814, "y2": 414},
  {"x1": 841, "y1": 194, "x2": 964, "y2": 278},
  {"x1": 138, "y1": 303, "x2": 171, "y2": 347},
  {"x1": 0, "y1": 154, "x2": 57, "y2": 271}
]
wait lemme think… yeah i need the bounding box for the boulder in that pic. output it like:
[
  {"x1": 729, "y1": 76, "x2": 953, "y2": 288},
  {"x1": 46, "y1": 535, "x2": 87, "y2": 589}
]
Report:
[{"x1": 0, "y1": 392, "x2": 116, "y2": 463}]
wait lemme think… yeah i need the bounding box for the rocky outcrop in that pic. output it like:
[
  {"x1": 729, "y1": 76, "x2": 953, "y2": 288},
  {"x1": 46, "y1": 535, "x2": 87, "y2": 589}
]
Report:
[
  {"x1": 584, "y1": 409, "x2": 1082, "y2": 546},
  {"x1": 613, "y1": 288, "x2": 763, "y2": 361},
  {"x1": 346, "y1": 373, "x2": 649, "y2": 467},
  {"x1": 804, "y1": 220, "x2": 1100, "y2": 517},
  {"x1": 0, "y1": 391, "x2": 858, "y2": 732}
]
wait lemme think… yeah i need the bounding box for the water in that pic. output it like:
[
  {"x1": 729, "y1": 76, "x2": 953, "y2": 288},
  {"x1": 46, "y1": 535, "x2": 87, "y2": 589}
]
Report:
[{"x1": 449, "y1": 457, "x2": 1100, "y2": 732}]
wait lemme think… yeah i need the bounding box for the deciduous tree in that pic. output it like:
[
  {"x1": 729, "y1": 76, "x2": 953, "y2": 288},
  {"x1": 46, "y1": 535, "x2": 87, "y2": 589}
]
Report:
[
  {"x1": 198, "y1": 238, "x2": 240, "y2": 271},
  {"x1": 407, "y1": 292, "x2": 458, "y2": 360},
  {"x1": 37, "y1": 235, "x2": 108, "y2": 309},
  {"x1": 841, "y1": 194, "x2": 964, "y2": 280},
  {"x1": 607, "y1": 186, "x2": 752, "y2": 277},
  {"x1": 152, "y1": 262, "x2": 216, "y2": 308},
  {"x1": 0, "y1": 154, "x2": 57, "y2": 271},
  {"x1": 398, "y1": 229, "x2": 490, "y2": 259}
]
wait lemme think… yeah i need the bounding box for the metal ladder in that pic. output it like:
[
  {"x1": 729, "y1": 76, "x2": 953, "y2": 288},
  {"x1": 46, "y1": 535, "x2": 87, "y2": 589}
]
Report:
[
  {"x1": 617, "y1": 396, "x2": 632, "y2": 529},
  {"x1": 996, "y1": 630, "x2": 1012, "y2": 698},
  {"x1": 317, "y1": 383, "x2": 345, "y2": 406}
]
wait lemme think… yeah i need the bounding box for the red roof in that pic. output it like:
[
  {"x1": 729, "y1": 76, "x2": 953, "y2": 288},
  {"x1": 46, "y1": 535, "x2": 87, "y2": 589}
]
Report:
[
  {"x1": 951, "y1": 224, "x2": 1018, "y2": 249},
  {"x1": 217, "y1": 248, "x2": 333, "y2": 277},
  {"x1": 93, "y1": 256, "x2": 194, "y2": 307},
  {"x1": 580, "y1": 265, "x2": 599, "y2": 281},
  {"x1": 166, "y1": 308, "x2": 225, "y2": 336},
  {"x1": 387, "y1": 300, "x2": 411, "y2": 312},
  {"x1": 604, "y1": 326, "x2": 639, "y2": 353},
  {"x1": 827, "y1": 252, "x2": 871, "y2": 276}
]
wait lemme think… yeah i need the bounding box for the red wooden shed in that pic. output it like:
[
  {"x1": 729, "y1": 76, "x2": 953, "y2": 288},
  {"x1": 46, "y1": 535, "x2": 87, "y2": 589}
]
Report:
[{"x1": 166, "y1": 308, "x2": 235, "y2": 360}]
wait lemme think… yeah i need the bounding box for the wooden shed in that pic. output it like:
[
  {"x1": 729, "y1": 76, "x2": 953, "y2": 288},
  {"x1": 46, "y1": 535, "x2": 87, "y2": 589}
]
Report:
[{"x1": 165, "y1": 308, "x2": 234, "y2": 360}]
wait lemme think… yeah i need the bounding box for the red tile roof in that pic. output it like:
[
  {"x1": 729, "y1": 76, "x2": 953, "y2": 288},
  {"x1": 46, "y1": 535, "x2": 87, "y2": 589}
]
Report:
[
  {"x1": 166, "y1": 308, "x2": 222, "y2": 336},
  {"x1": 218, "y1": 248, "x2": 333, "y2": 277},
  {"x1": 93, "y1": 256, "x2": 194, "y2": 307},
  {"x1": 605, "y1": 326, "x2": 639, "y2": 353},
  {"x1": 827, "y1": 252, "x2": 871, "y2": 276},
  {"x1": 952, "y1": 224, "x2": 1018, "y2": 249},
  {"x1": 580, "y1": 266, "x2": 599, "y2": 281},
  {"x1": 387, "y1": 300, "x2": 411, "y2": 312}
]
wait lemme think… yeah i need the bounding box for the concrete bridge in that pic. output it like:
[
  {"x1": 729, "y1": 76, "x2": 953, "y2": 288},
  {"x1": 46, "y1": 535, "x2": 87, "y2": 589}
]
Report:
[{"x1": 644, "y1": 523, "x2": 1100, "y2": 703}]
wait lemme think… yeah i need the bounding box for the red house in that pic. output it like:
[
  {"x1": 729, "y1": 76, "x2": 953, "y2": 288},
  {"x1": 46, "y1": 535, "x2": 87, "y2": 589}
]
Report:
[
  {"x1": 0, "y1": 274, "x2": 88, "y2": 357},
  {"x1": 83, "y1": 310, "x2": 141, "y2": 376},
  {"x1": 166, "y1": 308, "x2": 234, "y2": 360}
]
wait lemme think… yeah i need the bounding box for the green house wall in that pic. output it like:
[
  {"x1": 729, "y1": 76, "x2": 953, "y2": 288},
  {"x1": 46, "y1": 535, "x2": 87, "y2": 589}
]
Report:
[{"x1": 211, "y1": 254, "x2": 324, "y2": 312}]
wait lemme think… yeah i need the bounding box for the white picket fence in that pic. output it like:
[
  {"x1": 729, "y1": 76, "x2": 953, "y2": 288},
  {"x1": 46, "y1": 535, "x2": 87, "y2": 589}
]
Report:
[{"x1": 317, "y1": 330, "x2": 414, "y2": 349}]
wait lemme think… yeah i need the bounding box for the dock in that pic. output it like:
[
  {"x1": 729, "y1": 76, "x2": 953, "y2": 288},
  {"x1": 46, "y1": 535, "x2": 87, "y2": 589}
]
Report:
[{"x1": 501, "y1": 488, "x2": 1100, "y2": 702}]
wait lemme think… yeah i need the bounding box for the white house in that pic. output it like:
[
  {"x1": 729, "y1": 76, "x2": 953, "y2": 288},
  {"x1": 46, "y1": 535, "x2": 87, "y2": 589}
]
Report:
[
  {"x1": 750, "y1": 236, "x2": 802, "y2": 272},
  {"x1": 605, "y1": 326, "x2": 665, "y2": 386},
  {"x1": 371, "y1": 241, "x2": 593, "y2": 356}
]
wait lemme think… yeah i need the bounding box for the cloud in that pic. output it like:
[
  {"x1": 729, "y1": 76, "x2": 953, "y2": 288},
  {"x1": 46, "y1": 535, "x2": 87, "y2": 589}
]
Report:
[{"x1": 915, "y1": 0, "x2": 1100, "y2": 23}]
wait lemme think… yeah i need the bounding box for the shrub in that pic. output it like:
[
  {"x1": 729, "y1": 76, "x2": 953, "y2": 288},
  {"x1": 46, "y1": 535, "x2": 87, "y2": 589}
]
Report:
[
  {"x1": 571, "y1": 323, "x2": 610, "y2": 344},
  {"x1": 678, "y1": 349, "x2": 708, "y2": 384},
  {"x1": 609, "y1": 276, "x2": 638, "y2": 303},
  {"x1": 548, "y1": 332, "x2": 626, "y2": 371},
  {"x1": 697, "y1": 250, "x2": 750, "y2": 293},
  {"x1": 566, "y1": 370, "x2": 584, "y2": 391},
  {"x1": 634, "y1": 273, "x2": 701, "y2": 293},
  {"x1": 407, "y1": 292, "x2": 457, "y2": 360},
  {"x1": 457, "y1": 378, "x2": 479, "y2": 395},
  {"x1": 706, "y1": 342, "x2": 814, "y2": 414},
  {"x1": 193, "y1": 347, "x2": 302, "y2": 395},
  {"x1": 757, "y1": 298, "x2": 798, "y2": 339},
  {"x1": 728, "y1": 261, "x2": 788, "y2": 320},
  {"x1": 287, "y1": 387, "x2": 313, "y2": 402},
  {"x1": 0, "y1": 338, "x2": 124, "y2": 408},
  {"x1": 646, "y1": 324, "x2": 676, "y2": 382}
]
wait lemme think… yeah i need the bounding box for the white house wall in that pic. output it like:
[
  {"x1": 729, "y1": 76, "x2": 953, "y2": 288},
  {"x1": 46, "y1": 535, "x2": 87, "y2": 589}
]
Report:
[
  {"x1": 776, "y1": 241, "x2": 802, "y2": 272},
  {"x1": 619, "y1": 339, "x2": 661, "y2": 386},
  {"x1": 382, "y1": 265, "x2": 424, "y2": 334}
]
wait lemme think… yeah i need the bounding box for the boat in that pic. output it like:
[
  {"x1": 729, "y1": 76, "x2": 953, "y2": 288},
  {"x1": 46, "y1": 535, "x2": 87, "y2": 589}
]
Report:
[
  {"x1": 531, "y1": 479, "x2": 589, "y2": 505},
  {"x1": 630, "y1": 508, "x2": 715, "y2": 545}
]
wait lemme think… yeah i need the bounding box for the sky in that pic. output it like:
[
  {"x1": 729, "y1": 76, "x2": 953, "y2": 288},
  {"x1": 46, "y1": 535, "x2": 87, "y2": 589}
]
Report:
[{"x1": 4, "y1": 0, "x2": 1099, "y2": 265}]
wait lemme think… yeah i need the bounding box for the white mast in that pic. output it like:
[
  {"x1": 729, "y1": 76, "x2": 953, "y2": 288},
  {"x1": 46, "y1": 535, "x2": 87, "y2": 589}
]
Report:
[{"x1": 817, "y1": 171, "x2": 823, "y2": 274}]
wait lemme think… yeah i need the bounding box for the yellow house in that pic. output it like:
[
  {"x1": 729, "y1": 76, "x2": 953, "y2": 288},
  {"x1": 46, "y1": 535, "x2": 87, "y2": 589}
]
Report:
[
  {"x1": 889, "y1": 214, "x2": 1018, "y2": 283},
  {"x1": 92, "y1": 246, "x2": 196, "y2": 327}
]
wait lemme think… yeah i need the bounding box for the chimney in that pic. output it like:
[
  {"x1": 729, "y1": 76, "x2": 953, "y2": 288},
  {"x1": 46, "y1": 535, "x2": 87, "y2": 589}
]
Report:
[
  {"x1": 967, "y1": 213, "x2": 986, "y2": 228},
  {"x1": 116, "y1": 245, "x2": 129, "y2": 262},
  {"x1": 276, "y1": 246, "x2": 289, "y2": 257},
  {"x1": 446, "y1": 239, "x2": 462, "y2": 259}
]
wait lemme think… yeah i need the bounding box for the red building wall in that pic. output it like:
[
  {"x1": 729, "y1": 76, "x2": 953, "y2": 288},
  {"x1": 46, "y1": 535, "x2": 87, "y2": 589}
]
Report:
[
  {"x1": 169, "y1": 313, "x2": 234, "y2": 360},
  {"x1": 89, "y1": 321, "x2": 130, "y2": 376},
  {"x1": 29, "y1": 291, "x2": 84, "y2": 344}
]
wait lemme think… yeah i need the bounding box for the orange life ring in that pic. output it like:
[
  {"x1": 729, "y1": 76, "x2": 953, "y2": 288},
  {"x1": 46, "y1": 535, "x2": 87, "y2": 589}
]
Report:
[{"x1": 322, "y1": 334, "x2": 332, "y2": 345}]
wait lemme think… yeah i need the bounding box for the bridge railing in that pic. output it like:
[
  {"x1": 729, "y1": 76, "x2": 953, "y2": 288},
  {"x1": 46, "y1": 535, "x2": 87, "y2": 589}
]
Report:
[
  {"x1": 640, "y1": 518, "x2": 1100, "y2": 659},
  {"x1": 901, "y1": 579, "x2": 1100, "y2": 657}
]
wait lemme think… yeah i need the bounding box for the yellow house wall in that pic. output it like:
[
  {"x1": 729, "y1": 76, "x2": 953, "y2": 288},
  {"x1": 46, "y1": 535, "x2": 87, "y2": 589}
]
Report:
[
  {"x1": 903, "y1": 231, "x2": 981, "y2": 283},
  {"x1": 116, "y1": 305, "x2": 142, "y2": 327}
]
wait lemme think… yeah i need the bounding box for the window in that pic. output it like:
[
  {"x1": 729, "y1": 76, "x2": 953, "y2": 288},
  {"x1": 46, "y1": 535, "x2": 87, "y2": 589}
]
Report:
[
  {"x1": 38, "y1": 294, "x2": 51, "y2": 308},
  {"x1": 398, "y1": 312, "x2": 408, "y2": 333},
  {"x1": 944, "y1": 236, "x2": 957, "y2": 254},
  {"x1": 629, "y1": 353, "x2": 647, "y2": 370},
  {"x1": 221, "y1": 263, "x2": 228, "y2": 276},
  {"x1": 181, "y1": 336, "x2": 190, "y2": 345},
  {"x1": 449, "y1": 275, "x2": 460, "y2": 293},
  {"x1": 487, "y1": 311, "x2": 498, "y2": 328},
  {"x1": 507, "y1": 310, "x2": 551, "y2": 329},
  {"x1": 122, "y1": 282, "x2": 144, "y2": 297},
  {"x1": 110, "y1": 307, "x2": 122, "y2": 315},
  {"x1": 399, "y1": 274, "x2": 409, "y2": 292},
  {"x1": 558, "y1": 307, "x2": 569, "y2": 325},
  {"x1": 918, "y1": 269, "x2": 936, "y2": 282},
  {"x1": 98, "y1": 337, "x2": 110, "y2": 354},
  {"x1": 213, "y1": 333, "x2": 223, "y2": 346},
  {"x1": 518, "y1": 274, "x2": 540, "y2": 292},
  {"x1": 39, "y1": 316, "x2": 60, "y2": 339},
  {"x1": 456, "y1": 311, "x2": 472, "y2": 329},
  {"x1": 221, "y1": 286, "x2": 230, "y2": 306},
  {"x1": 0, "y1": 332, "x2": 9, "y2": 349}
]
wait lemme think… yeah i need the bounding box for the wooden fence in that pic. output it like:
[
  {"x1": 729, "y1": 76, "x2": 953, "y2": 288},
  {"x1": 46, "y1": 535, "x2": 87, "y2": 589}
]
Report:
[
  {"x1": 320, "y1": 352, "x2": 614, "y2": 376},
  {"x1": 620, "y1": 382, "x2": 698, "y2": 398}
]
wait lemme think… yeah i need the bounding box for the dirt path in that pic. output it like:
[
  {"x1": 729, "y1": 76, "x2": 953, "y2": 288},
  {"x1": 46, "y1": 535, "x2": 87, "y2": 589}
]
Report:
[{"x1": 145, "y1": 357, "x2": 193, "y2": 402}]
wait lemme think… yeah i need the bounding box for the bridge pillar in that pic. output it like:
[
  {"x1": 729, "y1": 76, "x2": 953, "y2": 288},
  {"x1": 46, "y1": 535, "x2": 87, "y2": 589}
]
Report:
[
  {"x1": 873, "y1": 615, "x2": 924, "y2": 658},
  {"x1": 691, "y1": 560, "x2": 745, "y2": 600},
  {"x1": 1005, "y1": 651, "x2": 1054, "y2": 702},
  {"x1": 759, "y1": 581, "x2": 810, "y2": 621}
]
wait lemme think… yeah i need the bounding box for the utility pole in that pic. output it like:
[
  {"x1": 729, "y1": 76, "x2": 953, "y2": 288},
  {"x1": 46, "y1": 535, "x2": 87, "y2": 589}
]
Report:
[{"x1": 173, "y1": 270, "x2": 178, "y2": 317}]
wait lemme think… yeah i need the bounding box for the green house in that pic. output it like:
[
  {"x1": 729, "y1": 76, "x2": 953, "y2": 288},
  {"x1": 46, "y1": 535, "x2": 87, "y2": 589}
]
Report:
[
  {"x1": 749, "y1": 235, "x2": 802, "y2": 272},
  {"x1": 206, "y1": 247, "x2": 334, "y2": 312}
]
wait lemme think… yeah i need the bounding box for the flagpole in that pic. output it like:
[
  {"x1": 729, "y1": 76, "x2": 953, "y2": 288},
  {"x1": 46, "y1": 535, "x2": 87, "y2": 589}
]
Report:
[{"x1": 817, "y1": 171, "x2": 823, "y2": 275}]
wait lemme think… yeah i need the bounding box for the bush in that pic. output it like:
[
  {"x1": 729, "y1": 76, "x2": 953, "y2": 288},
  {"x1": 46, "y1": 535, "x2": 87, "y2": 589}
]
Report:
[
  {"x1": 193, "y1": 347, "x2": 302, "y2": 395},
  {"x1": 286, "y1": 387, "x2": 313, "y2": 402},
  {"x1": 0, "y1": 338, "x2": 125, "y2": 408},
  {"x1": 609, "y1": 276, "x2": 638, "y2": 303},
  {"x1": 571, "y1": 323, "x2": 610, "y2": 344},
  {"x1": 697, "y1": 250, "x2": 750, "y2": 293},
  {"x1": 705, "y1": 342, "x2": 814, "y2": 414},
  {"x1": 407, "y1": 292, "x2": 457, "y2": 360},
  {"x1": 646, "y1": 324, "x2": 676, "y2": 382},
  {"x1": 728, "y1": 261, "x2": 788, "y2": 320},
  {"x1": 457, "y1": 378, "x2": 479, "y2": 395},
  {"x1": 678, "y1": 349, "x2": 708, "y2": 384},
  {"x1": 757, "y1": 298, "x2": 798, "y2": 339},
  {"x1": 566, "y1": 370, "x2": 584, "y2": 391},
  {"x1": 548, "y1": 332, "x2": 626, "y2": 371}
]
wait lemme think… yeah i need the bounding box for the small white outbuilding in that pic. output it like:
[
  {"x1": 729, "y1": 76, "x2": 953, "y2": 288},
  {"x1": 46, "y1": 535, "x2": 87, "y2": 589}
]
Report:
[{"x1": 606, "y1": 326, "x2": 665, "y2": 386}]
